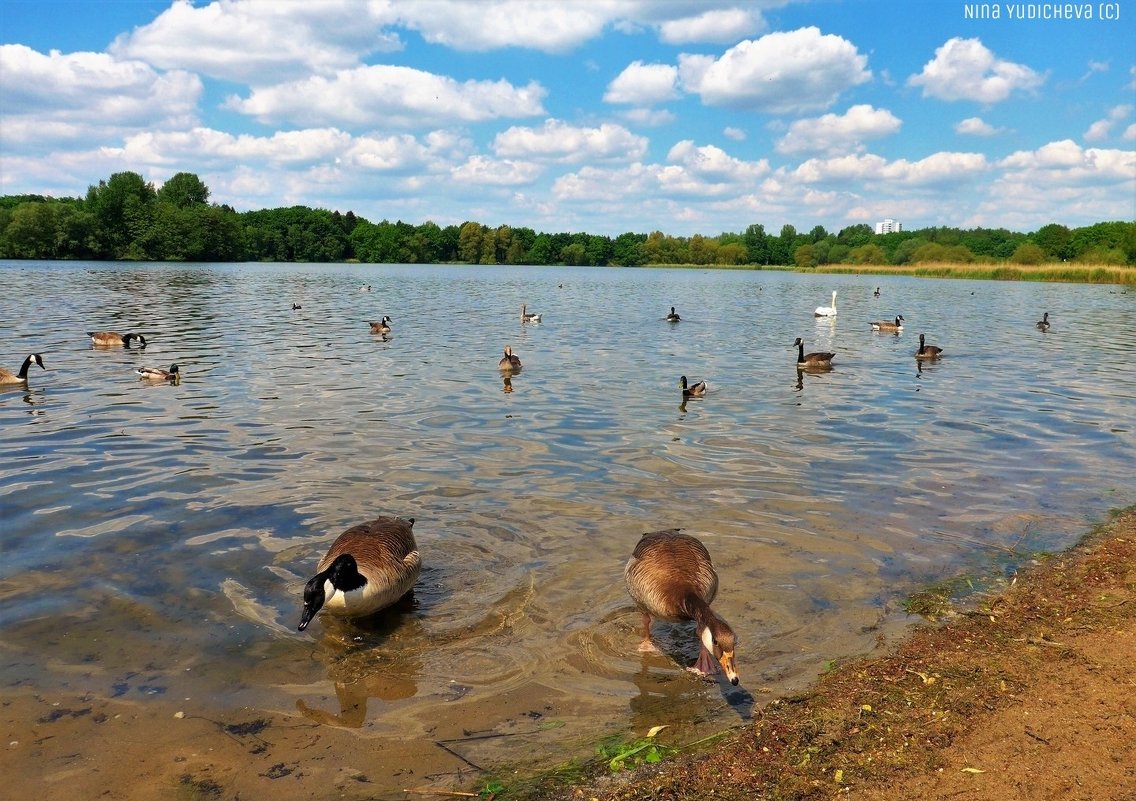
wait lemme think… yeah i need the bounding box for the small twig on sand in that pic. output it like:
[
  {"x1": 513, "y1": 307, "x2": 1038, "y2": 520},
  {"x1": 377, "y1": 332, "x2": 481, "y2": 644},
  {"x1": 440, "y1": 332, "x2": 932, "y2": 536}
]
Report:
[{"x1": 403, "y1": 789, "x2": 480, "y2": 798}]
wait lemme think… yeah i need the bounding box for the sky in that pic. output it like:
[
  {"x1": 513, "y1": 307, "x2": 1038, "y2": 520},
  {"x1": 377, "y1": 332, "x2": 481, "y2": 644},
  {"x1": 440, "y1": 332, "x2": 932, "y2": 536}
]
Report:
[{"x1": 1, "y1": 0, "x2": 1134, "y2": 238}]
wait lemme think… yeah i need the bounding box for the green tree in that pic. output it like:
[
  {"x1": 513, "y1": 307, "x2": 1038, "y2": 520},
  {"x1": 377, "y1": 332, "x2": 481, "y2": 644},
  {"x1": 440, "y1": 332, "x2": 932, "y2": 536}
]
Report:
[
  {"x1": 458, "y1": 221, "x2": 484, "y2": 264},
  {"x1": 85, "y1": 171, "x2": 157, "y2": 258},
  {"x1": 157, "y1": 172, "x2": 210, "y2": 209},
  {"x1": 1032, "y1": 223, "x2": 1071, "y2": 260}
]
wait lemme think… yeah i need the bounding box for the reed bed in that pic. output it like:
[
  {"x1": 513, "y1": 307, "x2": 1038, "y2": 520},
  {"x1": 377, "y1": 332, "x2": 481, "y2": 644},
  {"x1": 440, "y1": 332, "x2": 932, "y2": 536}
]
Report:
[{"x1": 812, "y1": 261, "x2": 1136, "y2": 285}]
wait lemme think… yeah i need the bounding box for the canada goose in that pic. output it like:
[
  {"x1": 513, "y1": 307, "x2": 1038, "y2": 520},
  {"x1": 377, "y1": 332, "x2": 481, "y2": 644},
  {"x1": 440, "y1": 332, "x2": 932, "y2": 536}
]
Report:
[
  {"x1": 521, "y1": 304, "x2": 542, "y2": 323},
  {"x1": 298, "y1": 516, "x2": 421, "y2": 631},
  {"x1": 665, "y1": 306, "x2": 681, "y2": 322},
  {"x1": 679, "y1": 375, "x2": 707, "y2": 397},
  {"x1": 136, "y1": 364, "x2": 179, "y2": 381},
  {"x1": 1036, "y1": 312, "x2": 1050, "y2": 331},
  {"x1": 873, "y1": 287, "x2": 881, "y2": 297},
  {"x1": 915, "y1": 334, "x2": 943, "y2": 359},
  {"x1": 292, "y1": 303, "x2": 302, "y2": 310},
  {"x1": 814, "y1": 290, "x2": 837, "y2": 317},
  {"x1": 624, "y1": 529, "x2": 739, "y2": 685},
  {"x1": 0, "y1": 353, "x2": 45, "y2": 385},
  {"x1": 369, "y1": 316, "x2": 392, "y2": 334},
  {"x1": 793, "y1": 337, "x2": 835, "y2": 368},
  {"x1": 870, "y1": 315, "x2": 904, "y2": 331},
  {"x1": 499, "y1": 345, "x2": 522, "y2": 371},
  {"x1": 88, "y1": 331, "x2": 146, "y2": 348}
]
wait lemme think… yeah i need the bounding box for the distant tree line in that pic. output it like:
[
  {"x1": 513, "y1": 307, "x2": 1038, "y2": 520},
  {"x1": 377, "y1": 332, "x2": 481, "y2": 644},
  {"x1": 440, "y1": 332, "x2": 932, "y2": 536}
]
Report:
[{"x1": 1, "y1": 171, "x2": 1133, "y2": 266}]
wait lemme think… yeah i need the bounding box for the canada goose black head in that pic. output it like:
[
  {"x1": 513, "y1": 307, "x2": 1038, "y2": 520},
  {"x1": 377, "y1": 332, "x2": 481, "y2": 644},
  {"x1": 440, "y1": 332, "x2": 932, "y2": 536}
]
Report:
[
  {"x1": 0, "y1": 353, "x2": 46, "y2": 385},
  {"x1": 299, "y1": 554, "x2": 364, "y2": 631}
]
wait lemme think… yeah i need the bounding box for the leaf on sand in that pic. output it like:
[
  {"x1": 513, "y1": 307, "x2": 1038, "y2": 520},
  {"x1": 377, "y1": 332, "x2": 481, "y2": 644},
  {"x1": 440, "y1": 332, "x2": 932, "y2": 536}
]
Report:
[
  {"x1": 961, "y1": 767, "x2": 986, "y2": 773},
  {"x1": 646, "y1": 725, "x2": 668, "y2": 738}
]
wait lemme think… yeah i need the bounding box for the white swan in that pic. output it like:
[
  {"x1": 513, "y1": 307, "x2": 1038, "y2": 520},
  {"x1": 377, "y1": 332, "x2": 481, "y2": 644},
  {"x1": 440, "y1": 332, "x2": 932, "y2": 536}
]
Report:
[{"x1": 814, "y1": 290, "x2": 837, "y2": 317}]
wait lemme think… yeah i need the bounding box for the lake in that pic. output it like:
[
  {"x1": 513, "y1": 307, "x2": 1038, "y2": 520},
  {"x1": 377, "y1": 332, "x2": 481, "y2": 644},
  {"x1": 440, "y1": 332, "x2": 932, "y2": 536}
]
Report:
[{"x1": 1, "y1": 260, "x2": 1133, "y2": 800}]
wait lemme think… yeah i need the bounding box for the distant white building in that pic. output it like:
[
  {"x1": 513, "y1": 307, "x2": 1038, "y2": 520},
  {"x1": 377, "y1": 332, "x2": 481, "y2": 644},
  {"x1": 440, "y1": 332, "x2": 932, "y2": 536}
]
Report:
[{"x1": 875, "y1": 219, "x2": 902, "y2": 234}]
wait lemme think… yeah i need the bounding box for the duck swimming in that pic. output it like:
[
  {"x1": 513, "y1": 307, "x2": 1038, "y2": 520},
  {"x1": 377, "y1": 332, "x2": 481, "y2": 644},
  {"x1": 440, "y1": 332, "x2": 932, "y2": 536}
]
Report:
[{"x1": 136, "y1": 364, "x2": 179, "y2": 381}]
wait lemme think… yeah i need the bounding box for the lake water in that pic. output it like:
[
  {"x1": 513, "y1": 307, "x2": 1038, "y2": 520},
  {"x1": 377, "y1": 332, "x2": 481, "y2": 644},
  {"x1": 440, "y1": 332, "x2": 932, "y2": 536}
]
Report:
[{"x1": 1, "y1": 261, "x2": 1133, "y2": 800}]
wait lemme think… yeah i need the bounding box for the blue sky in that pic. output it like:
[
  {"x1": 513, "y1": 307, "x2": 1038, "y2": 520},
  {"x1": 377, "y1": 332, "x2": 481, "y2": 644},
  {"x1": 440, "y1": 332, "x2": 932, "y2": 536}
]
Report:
[{"x1": 2, "y1": 0, "x2": 1133, "y2": 237}]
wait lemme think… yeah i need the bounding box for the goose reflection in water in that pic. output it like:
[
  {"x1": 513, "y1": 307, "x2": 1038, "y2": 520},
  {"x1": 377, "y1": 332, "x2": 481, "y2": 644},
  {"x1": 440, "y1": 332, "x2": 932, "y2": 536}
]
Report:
[
  {"x1": 297, "y1": 608, "x2": 423, "y2": 729},
  {"x1": 502, "y1": 374, "x2": 514, "y2": 393}
]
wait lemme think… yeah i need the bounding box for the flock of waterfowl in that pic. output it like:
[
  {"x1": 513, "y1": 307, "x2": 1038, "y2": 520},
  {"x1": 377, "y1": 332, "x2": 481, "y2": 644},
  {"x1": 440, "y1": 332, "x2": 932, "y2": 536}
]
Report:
[
  {"x1": 0, "y1": 330, "x2": 180, "y2": 386},
  {"x1": 0, "y1": 286, "x2": 1057, "y2": 688}
]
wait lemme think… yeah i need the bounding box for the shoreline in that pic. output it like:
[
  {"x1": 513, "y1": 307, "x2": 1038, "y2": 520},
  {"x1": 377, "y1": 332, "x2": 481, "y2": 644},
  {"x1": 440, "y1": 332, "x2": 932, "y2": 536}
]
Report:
[{"x1": 507, "y1": 506, "x2": 1136, "y2": 800}]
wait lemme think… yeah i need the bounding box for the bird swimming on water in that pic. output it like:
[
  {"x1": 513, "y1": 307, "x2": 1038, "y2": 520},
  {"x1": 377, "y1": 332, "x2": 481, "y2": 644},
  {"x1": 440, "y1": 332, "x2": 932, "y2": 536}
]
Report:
[
  {"x1": 1036, "y1": 312, "x2": 1051, "y2": 331},
  {"x1": 870, "y1": 315, "x2": 904, "y2": 332},
  {"x1": 814, "y1": 290, "x2": 837, "y2": 317},
  {"x1": 298, "y1": 515, "x2": 421, "y2": 631},
  {"x1": 89, "y1": 331, "x2": 146, "y2": 348},
  {"x1": 624, "y1": 529, "x2": 739, "y2": 685},
  {"x1": 793, "y1": 337, "x2": 835, "y2": 368},
  {"x1": 136, "y1": 364, "x2": 179, "y2": 381},
  {"x1": 914, "y1": 334, "x2": 943, "y2": 359},
  {"x1": 499, "y1": 345, "x2": 522, "y2": 370},
  {"x1": 665, "y1": 306, "x2": 681, "y2": 322},
  {"x1": 679, "y1": 375, "x2": 707, "y2": 397},
  {"x1": 0, "y1": 353, "x2": 45, "y2": 385}
]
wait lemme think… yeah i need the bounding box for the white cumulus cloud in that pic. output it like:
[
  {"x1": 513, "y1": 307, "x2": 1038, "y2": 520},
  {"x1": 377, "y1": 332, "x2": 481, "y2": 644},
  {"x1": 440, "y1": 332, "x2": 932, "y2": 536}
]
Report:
[
  {"x1": 658, "y1": 8, "x2": 765, "y2": 44},
  {"x1": 492, "y1": 119, "x2": 648, "y2": 163},
  {"x1": 955, "y1": 117, "x2": 1002, "y2": 136},
  {"x1": 225, "y1": 65, "x2": 546, "y2": 128},
  {"x1": 0, "y1": 44, "x2": 201, "y2": 150},
  {"x1": 678, "y1": 27, "x2": 871, "y2": 114},
  {"x1": 908, "y1": 37, "x2": 1044, "y2": 103},
  {"x1": 604, "y1": 61, "x2": 679, "y2": 105},
  {"x1": 776, "y1": 105, "x2": 901, "y2": 155}
]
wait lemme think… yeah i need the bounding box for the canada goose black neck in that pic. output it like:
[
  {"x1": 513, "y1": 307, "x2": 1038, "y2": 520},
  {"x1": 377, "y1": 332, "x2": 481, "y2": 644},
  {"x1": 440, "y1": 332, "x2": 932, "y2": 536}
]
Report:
[
  {"x1": 0, "y1": 353, "x2": 46, "y2": 384},
  {"x1": 1036, "y1": 312, "x2": 1050, "y2": 331},
  {"x1": 666, "y1": 306, "x2": 681, "y2": 321}
]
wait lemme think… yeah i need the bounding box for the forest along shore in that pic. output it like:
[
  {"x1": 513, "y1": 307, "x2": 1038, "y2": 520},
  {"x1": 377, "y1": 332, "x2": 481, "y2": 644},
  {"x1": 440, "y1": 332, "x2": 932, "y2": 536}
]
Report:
[{"x1": 519, "y1": 506, "x2": 1136, "y2": 801}]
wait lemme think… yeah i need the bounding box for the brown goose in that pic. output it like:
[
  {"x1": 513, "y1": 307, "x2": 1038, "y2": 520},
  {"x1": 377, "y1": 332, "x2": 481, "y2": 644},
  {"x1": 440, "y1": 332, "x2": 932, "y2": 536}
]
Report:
[
  {"x1": 0, "y1": 353, "x2": 45, "y2": 385},
  {"x1": 298, "y1": 516, "x2": 421, "y2": 631},
  {"x1": 679, "y1": 375, "x2": 707, "y2": 397},
  {"x1": 369, "y1": 316, "x2": 392, "y2": 334},
  {"x1": 499, "y1": 345, "x2": 522, "y2": 371},
  {"x1": 793, "y1": 337, "x2": 834, "y2": 368},
  {"x1": 88, "y1": 331, "x2": 146, "y2": 347},
  {"x1": 915, "y1": 334, "x2": 943, "y2": 359},
  {"x1": 665, "y1": 306, "x2": 681, "y2": 322},
  {"x1": 521, "y1": 304, "x2": 542, "y2": 323},
  {"x1": 1036, "y1": 312, "x2": 1050, "y2": 331},
  {"x1": 624, "y1": 529, "x2": 739, "y2": 684},
  {"x1": 870, "y1": 315, "x2": 904, "y2": 332}
]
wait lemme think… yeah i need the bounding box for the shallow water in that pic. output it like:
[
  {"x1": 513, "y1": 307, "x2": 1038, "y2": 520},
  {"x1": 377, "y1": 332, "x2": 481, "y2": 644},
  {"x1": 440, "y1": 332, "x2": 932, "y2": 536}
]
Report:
[{"x1": 1, "y1": 261, "x2": 1133, "y2": 799}]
